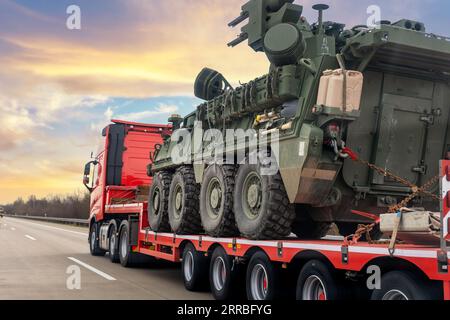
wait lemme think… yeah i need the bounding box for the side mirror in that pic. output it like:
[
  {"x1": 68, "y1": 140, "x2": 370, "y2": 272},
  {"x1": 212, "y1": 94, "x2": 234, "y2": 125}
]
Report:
[{"x1": 83, "y1": 161, "x2": 98, "y2": 192}]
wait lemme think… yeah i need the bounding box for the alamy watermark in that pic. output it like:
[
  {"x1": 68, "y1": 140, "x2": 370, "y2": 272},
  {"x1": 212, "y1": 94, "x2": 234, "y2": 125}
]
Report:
[{"x1": 66, "y1": 5, "x2": 81, "y2": 30}]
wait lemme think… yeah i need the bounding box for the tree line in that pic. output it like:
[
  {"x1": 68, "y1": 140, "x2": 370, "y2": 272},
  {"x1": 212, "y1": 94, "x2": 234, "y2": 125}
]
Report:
[{"x1": 1, "y1": 191, "x2": 90, "y2": 219}]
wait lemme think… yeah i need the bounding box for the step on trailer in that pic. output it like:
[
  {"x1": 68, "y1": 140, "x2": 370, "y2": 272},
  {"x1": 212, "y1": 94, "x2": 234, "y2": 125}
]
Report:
[{"x1": 89, "y1": 162, "x2": 450, "y2": 301}]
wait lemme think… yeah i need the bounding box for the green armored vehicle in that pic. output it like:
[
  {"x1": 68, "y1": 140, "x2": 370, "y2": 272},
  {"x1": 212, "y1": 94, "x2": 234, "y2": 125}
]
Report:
[{"x1": 147, "y1": 0, "x2": 450, "y2": 240}]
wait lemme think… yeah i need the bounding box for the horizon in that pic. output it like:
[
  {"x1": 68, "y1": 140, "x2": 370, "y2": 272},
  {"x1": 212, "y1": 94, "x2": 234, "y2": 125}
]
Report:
[{"x1": 1, "y1": 0, "x2": 450, "y2": 204}]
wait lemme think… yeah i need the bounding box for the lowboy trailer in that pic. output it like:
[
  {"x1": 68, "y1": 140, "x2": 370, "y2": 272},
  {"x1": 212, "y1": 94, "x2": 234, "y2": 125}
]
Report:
[{"x1": 85, "y1": 120, "x2": 450, "y2": 300}]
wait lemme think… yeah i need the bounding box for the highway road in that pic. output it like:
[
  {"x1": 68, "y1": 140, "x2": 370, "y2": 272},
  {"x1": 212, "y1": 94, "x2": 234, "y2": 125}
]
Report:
[{"x1": 0, "y1": 217, "x2": 211, "y2": 300}]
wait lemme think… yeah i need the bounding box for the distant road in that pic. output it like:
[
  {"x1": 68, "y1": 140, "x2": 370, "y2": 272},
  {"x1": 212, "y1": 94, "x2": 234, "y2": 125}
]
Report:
[{"x1": 0, "y1": 217, "x2": 211, "y2": 300}]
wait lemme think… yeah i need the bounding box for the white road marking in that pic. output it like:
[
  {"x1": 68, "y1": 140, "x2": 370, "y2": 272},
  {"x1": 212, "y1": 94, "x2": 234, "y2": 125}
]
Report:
[
  {"x1": 67, "y1": 257, "x2": 116, "y2": 281},
  {"x1": 7, "y1": 218, "x2": 88, "y2": 237},
  {"x1": 25, "y1": 235, "x2": 36, "y2": 241}
]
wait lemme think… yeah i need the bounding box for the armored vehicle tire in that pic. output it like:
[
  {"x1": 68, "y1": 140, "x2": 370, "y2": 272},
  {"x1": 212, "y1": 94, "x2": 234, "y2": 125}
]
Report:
[
  {"x1": 336, "y1": 222, "x2": 383, "y2": 241},
  {"x1": 200, "y1": 165, "x2": 239, "y2": 237},
  {"x1": 148, "y1": 171, "x2": 172, "y2": 232},
  {"x1": 168, "y1": 167, "x2": 203, "y2": 234},
  {"x1": 233, "y1": 164, "x2": 295, "y2": 240}
]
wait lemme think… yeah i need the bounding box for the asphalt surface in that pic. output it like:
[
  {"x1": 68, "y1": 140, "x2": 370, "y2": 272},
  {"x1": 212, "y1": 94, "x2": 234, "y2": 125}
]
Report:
[{"x1": 0, "y1": 217, "x2": 212, "y2": 300}]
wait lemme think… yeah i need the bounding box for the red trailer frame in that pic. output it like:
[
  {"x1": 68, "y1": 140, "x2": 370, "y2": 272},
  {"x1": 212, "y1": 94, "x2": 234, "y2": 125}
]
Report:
[{"x1": 104, "y1": 160, "x2": 450, "y2": 300}]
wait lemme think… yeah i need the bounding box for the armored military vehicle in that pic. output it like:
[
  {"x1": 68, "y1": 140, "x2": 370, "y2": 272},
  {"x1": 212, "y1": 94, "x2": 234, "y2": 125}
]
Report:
[{"x1": 147, "y1": 0, "x2": 450, "y2": 240}]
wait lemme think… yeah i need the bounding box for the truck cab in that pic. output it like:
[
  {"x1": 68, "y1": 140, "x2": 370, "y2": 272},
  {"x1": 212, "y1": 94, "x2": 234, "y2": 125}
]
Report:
[{"x1": 83, "y1": 120, "x2": 171, "y2": 224}]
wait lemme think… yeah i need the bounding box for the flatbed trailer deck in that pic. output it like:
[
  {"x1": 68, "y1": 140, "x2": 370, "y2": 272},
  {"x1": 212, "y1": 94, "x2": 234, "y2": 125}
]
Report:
[{"x1": 104, "y1": 202, "x2": 450, "y2": 300}]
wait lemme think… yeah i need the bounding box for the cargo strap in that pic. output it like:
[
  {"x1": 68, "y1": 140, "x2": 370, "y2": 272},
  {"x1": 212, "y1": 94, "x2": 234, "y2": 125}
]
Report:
[
  {"x1": 341, "y1": 147, "x2": 440, "y2": 250},
  {"x1": 341, "y1": 147, "x2": 440, "y2": 213},
  {"x1": 388, "y1": 211, "x2": 403, "y2": 256}
]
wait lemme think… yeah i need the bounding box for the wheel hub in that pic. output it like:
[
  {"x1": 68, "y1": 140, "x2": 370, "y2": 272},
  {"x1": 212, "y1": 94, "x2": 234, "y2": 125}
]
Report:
[
  {"x1": 210, "y1": 187, "x2": 220, "y2": 209},
  {"x1": 153, "y1": 189, "x2": 160, "y2": 212},
  {"x1": 175, "y1": 187, "x2": 183, "y2": 211},
  {"x1": 247, "y1": 184, "x2": 260, "y2": 209}
]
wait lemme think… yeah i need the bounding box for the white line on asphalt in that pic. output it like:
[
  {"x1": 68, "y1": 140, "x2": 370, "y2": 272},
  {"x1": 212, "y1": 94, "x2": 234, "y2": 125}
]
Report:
[
  {"x1": 7, "y1": 218, "x2": 88, "y2": 237},
  {"x1": 25, "y1": 235, "x2": 36, "y2": 241},
  {"x1": 68, "y1": 257, "x2": 116, "y2": 281}
]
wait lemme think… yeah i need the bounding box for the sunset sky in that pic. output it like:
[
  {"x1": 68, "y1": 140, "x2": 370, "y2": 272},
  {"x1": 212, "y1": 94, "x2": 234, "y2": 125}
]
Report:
[{"x1": 0, "y1": 0, "x2": 449, "y2": 204}]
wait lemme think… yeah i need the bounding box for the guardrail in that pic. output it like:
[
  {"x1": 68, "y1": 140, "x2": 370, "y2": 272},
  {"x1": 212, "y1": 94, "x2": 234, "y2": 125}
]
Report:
[{"x1": 3, "y1": 214, "x2": 89, "y2": 227}]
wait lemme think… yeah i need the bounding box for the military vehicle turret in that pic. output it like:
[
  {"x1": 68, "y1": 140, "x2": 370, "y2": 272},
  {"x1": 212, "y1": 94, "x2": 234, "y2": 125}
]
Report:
[{"x1": 147, "y1": 0, "x2": 450, "y2": 240}]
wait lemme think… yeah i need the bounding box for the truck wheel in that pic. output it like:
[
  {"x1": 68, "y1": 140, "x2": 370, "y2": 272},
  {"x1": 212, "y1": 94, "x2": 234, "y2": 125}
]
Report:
[
  {"x1": 233, "y1": 163, "x2": 295, "y2": 239},
  {"x1": 118, "y1": 221, "x2": 152, "y2": 267},
  {"x1": 209, "y1": 246, "x2": 245, "y2": 300},
  {"x1": 200, "y1": 165, "x2": 239, "y2": 237},
  {"x1": 182, "y1": 243, "x2": 209, "y2": 291},
  {"x1": 168, "y1": 167, "x2": 202, "y2": 234},
  {"x1": 148, "y1": 171, "x2": 172, "y2": 232},
  {"x1": 296, "y1": 260, "x2": 344, "y2": 300},
  {"x1": 109, "y1": 224, "x2": 120, "y2": 263},
  {"x1": 246, "y1": 252, "x2": 280, "y2": 300},
  {"x1": 89, "y1": 223, "x2": 106, "y2": 257},
  {"x1": 371, "y1": 271, "x2": 434, "y2": 300},
  {"x1": 336, "y1": 222, "x2": 383, "y2": 241}
]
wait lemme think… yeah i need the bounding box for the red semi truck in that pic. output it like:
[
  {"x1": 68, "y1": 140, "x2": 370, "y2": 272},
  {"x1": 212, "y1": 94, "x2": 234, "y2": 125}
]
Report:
[{"x1": 83, "y1": 119, "x2": 450, "y2": 300}]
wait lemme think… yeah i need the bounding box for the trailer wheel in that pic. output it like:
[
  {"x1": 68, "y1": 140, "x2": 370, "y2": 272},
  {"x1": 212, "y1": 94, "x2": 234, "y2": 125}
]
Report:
[
  {"x1": 371, "y1": 271, "x2": 434, "y2": 300},
  {"x1": 200, "y1": 165, "x2": 239, "y2": 237},
  {"x1": 148, "y1": 171, "x2": 172, "y2": 232},
  {"x1": 246, "y1": 252, "x2": 280, "y2": 300},
  {"x1": 296, "y1": 260, "x2": 344, "y2": 300},
  {"x1": 168, "y1": 167, "x2": 202, "y2": 234},
  {"x1": 118, "y1": 221, "x2": 152, "y2": 267},
  {"x1": 89, "y1": 223, "x2": 106, "y2": 257},
  {"x1": 109, "y1": 225, "x2": 120, "y2": 263},
  {"x1": 233, "y1": 162, "x2": 295, "y2": 239},
  {"x1": 182, "y1": 243, "x2": 209, "y2": 291},
  {"x1": 209, "y1": 246, "x2": 245, "y2": 300}
]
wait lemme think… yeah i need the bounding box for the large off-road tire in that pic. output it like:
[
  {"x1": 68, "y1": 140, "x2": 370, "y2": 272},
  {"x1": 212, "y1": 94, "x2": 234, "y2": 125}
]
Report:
[
  {"x1": 168, "y1": 167, "x2": 203, "y2": 234},
  {"x1": 200, "y1": 164, "x2": 239, "y2": 237},
  {"x1": 336, "y1": 222, "x2": 383, "y2": 241},
  {"x1": 233, "y1": 163, "x2": 295, "y2": 240},
  {"x1": 148, "y1": 171, "x2": 172, "y2": 232}
]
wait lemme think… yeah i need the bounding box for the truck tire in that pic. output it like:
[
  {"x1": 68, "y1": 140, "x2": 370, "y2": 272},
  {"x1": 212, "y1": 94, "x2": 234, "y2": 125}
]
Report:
[
  {"x1": 296, "y1": 260, "x2": 345, "y2": 300},
  {"x1": 371, "y1": 271, "x2": 436, "y2": 300},
  {"x1": 209, "y1": 246, "x2": 245, "y2": 300},
  {"x1": 109, "y1": 224, "x2": 120, "y2": 263},
  {"x1": 119, "y1": 221, "x2": 153, "y2": 267},
  {"x1": 200, "y1": 165, "x2": 239, "y2": 237},
  {"x1": 89, "y1": 223, "x2": 106, "y2": 257},
  {"x1": 182, "y1": 243, "x2": 209, "y2": 291},
  {"x1": 233, "y1": 163, "x2": 295, "y2": 240},
  {"x1": 336, "y1": 222, "x2": 383, "y2": 241},
  {"x1": 148, "y1": 171, "x2": 172, "y2": 232},
  {"x1": 168, "y1": 167, "x2": 202, "y2": 234},
  {"x1": 246, "y1": 251, "x2": 280, "y2": 300}
]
